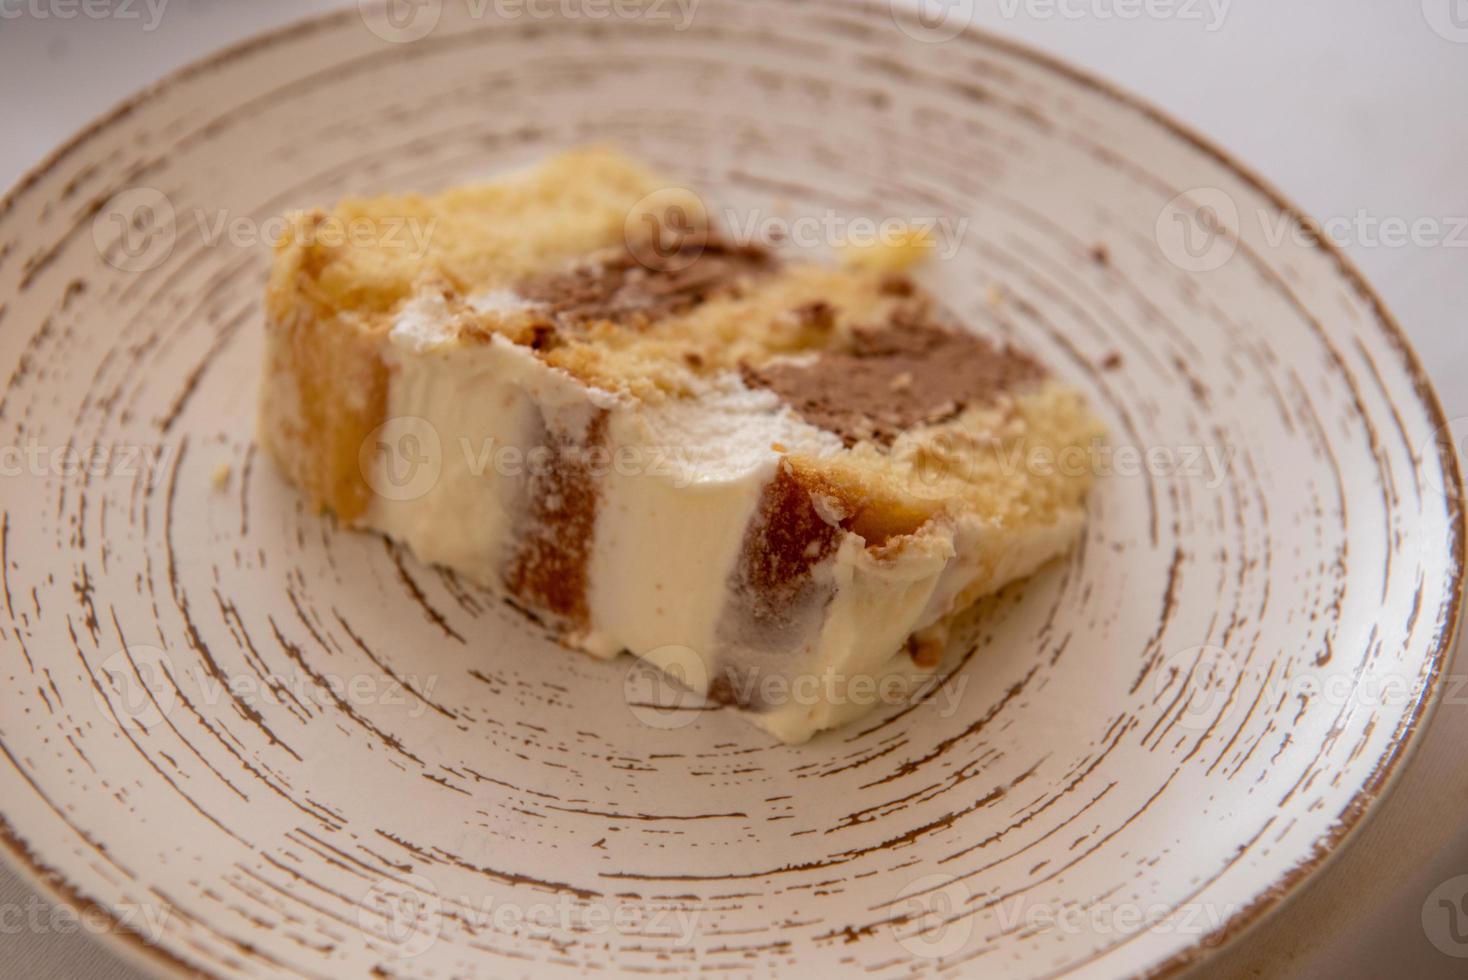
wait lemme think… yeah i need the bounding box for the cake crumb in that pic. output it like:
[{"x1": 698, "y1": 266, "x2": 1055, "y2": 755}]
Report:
[
  {"x1": 211, "y1": 462, "x2": 231, "y2": 490},
  {"x1": 1100, "y1": 351, "x2": 1124, "y2": 371},
  {"x1": 771, "y1": 441, "x2": 788, "y2": 453},
  {"x1": 785, "y1": 301, "x2": 835, "y2": 334},
  {"x1": 811, "y1": 492, "x2": 851, "y2": 527},
  {"x1": 879, "y1": 273, "x2": 915, "y2": 297},
  {"x1": 907, "y1": 629, "x2": 945, "y2": 668},
  {"x1": 985, "y1": 282, "x2": 1005, "y2": 308},
  {"x1": 839, "y1": 223, "x2": 932, "y2": 272}
]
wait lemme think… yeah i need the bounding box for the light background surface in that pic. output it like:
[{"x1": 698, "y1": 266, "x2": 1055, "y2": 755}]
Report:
[{"x1": 0, "y1": 1, "x2": 1465, "y2": 977}]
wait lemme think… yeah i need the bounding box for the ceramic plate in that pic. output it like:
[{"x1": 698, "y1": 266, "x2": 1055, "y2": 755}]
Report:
[{"x1": 0, "y1": 2, "x2": 1461, "y2": 977}]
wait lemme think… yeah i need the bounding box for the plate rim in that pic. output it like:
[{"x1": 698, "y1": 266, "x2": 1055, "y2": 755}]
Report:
[{"x1": 0, "y1": 3, "x2": 1462, "y2": 977}]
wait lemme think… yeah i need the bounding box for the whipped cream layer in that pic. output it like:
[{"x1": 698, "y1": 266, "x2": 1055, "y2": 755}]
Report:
[{"x1": 350, "y1": 289, "x2": 1085, "y2": 743}]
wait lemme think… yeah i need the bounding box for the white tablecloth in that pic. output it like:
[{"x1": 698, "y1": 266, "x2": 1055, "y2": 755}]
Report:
[{"x1": 1, "y1": 2, "x2": 1465, "y2": 976}]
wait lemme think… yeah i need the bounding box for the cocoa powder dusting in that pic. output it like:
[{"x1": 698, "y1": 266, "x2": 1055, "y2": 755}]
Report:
[
  {"x1": 742, "y1": 310, "x2": 1047, "y2": 447},
  {"x1": 516, "y1": 241, "x2": 773, "y2": 335}
]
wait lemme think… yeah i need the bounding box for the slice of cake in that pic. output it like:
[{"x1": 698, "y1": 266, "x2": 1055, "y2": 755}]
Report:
[{"x1": 259, "y1": 147, "x2": 1102, "y2": 742}]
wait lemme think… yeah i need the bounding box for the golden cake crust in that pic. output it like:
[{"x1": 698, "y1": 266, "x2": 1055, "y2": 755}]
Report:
[{"x1": 260, "y1": 145, "x2": 1101, "y2": 557}]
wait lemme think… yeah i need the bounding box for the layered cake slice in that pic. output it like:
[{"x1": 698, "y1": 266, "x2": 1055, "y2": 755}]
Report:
[{"x1": 259, "y1": 147, "x2": 1102, "y2": 742}]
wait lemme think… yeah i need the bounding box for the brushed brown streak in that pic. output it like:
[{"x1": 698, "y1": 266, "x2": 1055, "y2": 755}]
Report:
[
  {"x1": 161, "y1": 439, "x2": 302, "y2": 761},
  {"x1": 67, "y1": 621, "x2": 245, "y2": 844},
  {"x1": 151, "y1": 652, "x2": 338, "y2": 825},
  {"x1": 385, "y1": 541, "x2": 465, "y2": 643},
  {"x1": 0, "y1": 3, "x2": 1459, "y2": 979},
  {"x1": 158, "y1": 305, "x2": 252, "y2": 434},
  {"x1": 862, "y1": 666, "x2": 1038, "y2": 790},
  {"x1": 0, "y1": 811, "x2": 211, "y2": 980},
  {"x1": 107, "y1": 607, "x2": 251, "y2": 803},
  {"x1": 267, "y1": 616, "x2": 424, "y2": 766},
  {"x1": 375, "y1": 830, "x2": 602, "y2": 900},
  {"x1": 1127, "y1": 546, "x2": 1187, "y2": 694},
  {"x1": 332, "y1": 608, "x2": 459, "y2": 721}
]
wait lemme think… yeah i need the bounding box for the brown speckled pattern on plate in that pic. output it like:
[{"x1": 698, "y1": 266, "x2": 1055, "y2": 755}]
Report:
[{"x1": 0, "y1": 2, "x2": 1461, "y2": 978}]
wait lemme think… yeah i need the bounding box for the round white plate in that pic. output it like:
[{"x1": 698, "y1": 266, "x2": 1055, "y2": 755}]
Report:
[{"x1": 0, "y1": 2, "x2": 1461, "y2": 977}]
